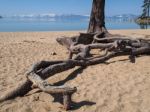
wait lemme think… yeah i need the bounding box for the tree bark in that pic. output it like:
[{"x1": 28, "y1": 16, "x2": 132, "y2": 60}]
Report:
[
  {"x1": 0, "y1": 36, "x2": 149, "y2": 109},
  {"x1": 88, "y1": 0, "x2": 108, "y2": 34}
]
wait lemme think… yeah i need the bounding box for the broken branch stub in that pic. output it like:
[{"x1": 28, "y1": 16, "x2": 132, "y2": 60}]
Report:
[{"x1": 27, "y1": 72, "x2": 76, "y2": 110}]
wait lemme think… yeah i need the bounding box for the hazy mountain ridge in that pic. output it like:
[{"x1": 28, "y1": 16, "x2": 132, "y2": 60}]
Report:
[
  {"x1": 2, "y1": 14, "x2": 138, "y2": 22},
  {"x1": 106, "y1": 14, "x2": 138, "y2": 22}
]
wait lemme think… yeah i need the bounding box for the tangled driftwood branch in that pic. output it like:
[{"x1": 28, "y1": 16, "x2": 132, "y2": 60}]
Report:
[{"x1": 0, "y1": 32, "x2": 150, "y2": 110}]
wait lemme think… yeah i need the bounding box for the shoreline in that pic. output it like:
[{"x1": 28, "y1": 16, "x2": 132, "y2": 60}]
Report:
[
  {"x1": 0, "y1": 29, "x2": 149, "y2": 38},
  {"x1": 135, "y1": 17, "x2": 150, "y2": 24},
  {"x1": 0, "y1": 29, "x2": 149, "y2": 32}
]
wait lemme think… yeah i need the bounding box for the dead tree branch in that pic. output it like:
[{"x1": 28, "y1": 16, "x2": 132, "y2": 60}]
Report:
[{"x1": 0, "y1": 32, "x2": 150, "y2": 110}]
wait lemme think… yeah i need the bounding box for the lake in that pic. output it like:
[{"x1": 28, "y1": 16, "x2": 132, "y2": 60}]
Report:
[{"x1": 0, "y1": 18, "x2": 149, "y2": 32}]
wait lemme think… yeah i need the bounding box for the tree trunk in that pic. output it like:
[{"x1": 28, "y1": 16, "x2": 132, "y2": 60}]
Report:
[
  {"x1": 87, "y1": 0, "x2": 108, "y2": 34},
  {"x1": 148, "y1": 2, "x2": 150, "y2": 17}
]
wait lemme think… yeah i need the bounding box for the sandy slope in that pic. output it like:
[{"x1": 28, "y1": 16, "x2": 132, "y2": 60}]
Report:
[{"x1": 0, "y1": 29, "x2": 150, "y2": 112}]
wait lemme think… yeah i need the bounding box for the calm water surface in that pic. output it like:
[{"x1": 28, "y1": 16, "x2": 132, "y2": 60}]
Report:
[{"x1": 0, "y1": 18, "x2": 149, "y2": 32}]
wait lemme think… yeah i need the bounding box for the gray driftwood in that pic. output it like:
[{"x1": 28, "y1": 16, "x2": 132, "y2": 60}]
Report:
[{"x1": 0, "y1": 32, "x2": 150, "y2": 110}]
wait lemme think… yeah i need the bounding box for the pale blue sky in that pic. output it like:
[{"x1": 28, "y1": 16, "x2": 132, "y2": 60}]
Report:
[{"x1": 0, "y1": 0, "x2": 143, "y2": 16}]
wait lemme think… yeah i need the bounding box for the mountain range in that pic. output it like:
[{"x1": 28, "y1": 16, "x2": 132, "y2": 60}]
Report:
[
  {"x1": 2, "y1": 14, "x2": 139, "y2": 22},
  {"x1": 106, "y1": 14, "x2": 138, "y2": 22}
]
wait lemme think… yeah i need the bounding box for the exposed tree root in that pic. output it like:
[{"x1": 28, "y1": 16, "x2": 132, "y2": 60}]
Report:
[
  {"x1": 0, "y1": 32, "x2": 150, "y2": 110},
  {"x1": 0, "y1": 79, "x2": 32, "y2": 103}
]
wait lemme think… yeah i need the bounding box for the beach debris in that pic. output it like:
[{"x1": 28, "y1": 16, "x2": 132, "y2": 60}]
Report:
[
  {"x1": 0, "y1": 32, "x2": 149, "y2": 110},
  {"x1": 27, "y1": 72, "x2": 76, "y2": 110},
  {"x1": 51, "y1": 52, "x2": 57, "y2": 55}
]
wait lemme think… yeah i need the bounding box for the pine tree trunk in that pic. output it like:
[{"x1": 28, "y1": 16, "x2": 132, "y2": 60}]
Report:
[
  {"x1": 148, "y1": 3, "x2": 150, "y2": 17},
  {"x1": 87, "y1": 0, "x2": 108, "y2": 34}
]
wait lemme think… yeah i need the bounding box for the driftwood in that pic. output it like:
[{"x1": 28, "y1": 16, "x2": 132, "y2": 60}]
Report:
[
  {"x1": 27, "y1": 72, "x2": 76, "y2": 110},
  {"x1": 0, "y1": 32, "x2": 150, "y2": 110},
  {"x1": 57, "y1": 33, "x2": 150, "y2": 60}
]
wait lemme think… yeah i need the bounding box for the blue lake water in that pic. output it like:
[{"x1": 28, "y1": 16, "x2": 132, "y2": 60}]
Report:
[{"x1": 0, "y1": 18, "x2": 149, "y2": 32}]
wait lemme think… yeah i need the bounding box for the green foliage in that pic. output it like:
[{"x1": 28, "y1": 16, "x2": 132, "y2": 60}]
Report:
[{"x1": 141, "y1": 0, "x2": 150, "y2": 18}]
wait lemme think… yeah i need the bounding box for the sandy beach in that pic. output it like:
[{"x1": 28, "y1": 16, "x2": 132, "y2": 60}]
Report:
[{"x1": 0, "y1": 29, "x2": 150, "y2": 112}]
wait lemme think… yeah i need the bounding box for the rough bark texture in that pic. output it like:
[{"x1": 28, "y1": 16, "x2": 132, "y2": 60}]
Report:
[
  {"x1": 88, "y1": 0, "x2": 108, "y2": 34},
  {"x1": 0, "y1": 79, "x2": 32, "y2": 103},
  {"x1": 27, "y1": 72, "x2": 76, "y2": 110},
  {"x1": 0, "y1": 34, "x2": 150, "y2": 110}
]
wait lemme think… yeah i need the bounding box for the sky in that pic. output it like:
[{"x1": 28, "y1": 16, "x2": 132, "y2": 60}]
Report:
[{"x1": 0, "y1": 0, "x2": 143, "y2": 16}]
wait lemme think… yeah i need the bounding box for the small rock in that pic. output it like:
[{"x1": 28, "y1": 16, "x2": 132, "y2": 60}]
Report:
[
  {"x1": 51, "y1": 52, "x2": 57, "y2": 55},
  {"x1": 33, "y1": 95, "x2": 39, "y2": 101}
]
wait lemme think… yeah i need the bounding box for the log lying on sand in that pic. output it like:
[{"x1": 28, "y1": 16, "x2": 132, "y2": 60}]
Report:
[
  {"x1": 0, "y1": 79, "x2": 32, "y2": 103},
  {"x1": 57, "y1": 34, "x2": 150, "y2": 60},
  {"x1": 27, "y1": 72, "x2": 76, "y2": 110},
  {"x1": 0, "y1": 60, "x2": 77, "y2": 110},
  {"x1": 0, "y1": 32, "x2": 150, "y2": 110},
  {"x1": 27, "y1": 72, "x2": 76, "y2": 94}
]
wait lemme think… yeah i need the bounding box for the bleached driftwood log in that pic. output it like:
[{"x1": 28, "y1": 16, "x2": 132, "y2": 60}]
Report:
[{"x1": 0, "y1": 32, "x2": 150, "y2": 110}]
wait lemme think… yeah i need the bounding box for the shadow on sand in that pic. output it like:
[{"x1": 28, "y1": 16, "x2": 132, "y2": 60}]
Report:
[{"x1": 50, "y1": 66, "x2": 96, "y2": 110}]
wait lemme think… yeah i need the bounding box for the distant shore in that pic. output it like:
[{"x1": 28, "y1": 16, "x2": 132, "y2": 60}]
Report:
[{"x1": 135, "y1": 17, "x2": 150, "y2": 24}]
